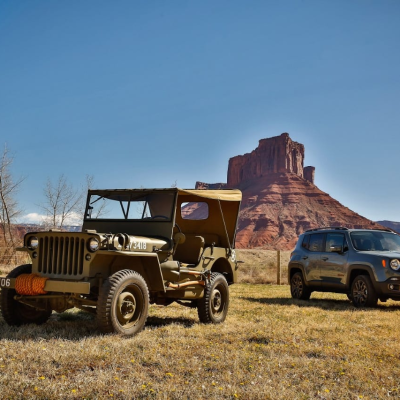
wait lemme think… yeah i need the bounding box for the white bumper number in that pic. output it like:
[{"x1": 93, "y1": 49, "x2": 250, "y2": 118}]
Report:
[{"x1": 0, "y1": 278, "x2": 10, "y2": 288}]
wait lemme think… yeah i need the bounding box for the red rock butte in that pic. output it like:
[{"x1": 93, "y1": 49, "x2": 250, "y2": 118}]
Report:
[{"x1": 196, "y1": 133, "x2": 382, "y2": 250}]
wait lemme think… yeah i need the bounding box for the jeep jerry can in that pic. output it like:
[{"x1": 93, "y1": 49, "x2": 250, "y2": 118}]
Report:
[{"x1": 0, "y1": 188, "x2": 242, "y2": 336}]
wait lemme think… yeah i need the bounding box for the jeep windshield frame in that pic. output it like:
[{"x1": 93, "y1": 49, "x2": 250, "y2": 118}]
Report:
[
  {"x1": 350, "y1": 231, "x2": 400, "y2": 252},
  {"x1": 82, "y1": 189, "x2": 178, "y2": 240},
  {"x1": 85, "y1": 191, "x2": 175, "y2": 221}
]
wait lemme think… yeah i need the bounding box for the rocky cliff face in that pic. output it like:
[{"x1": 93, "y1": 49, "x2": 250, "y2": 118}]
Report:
[
  {"x1": 195, "y1": 132, "x2": 383, "y2": 250},
  {"x1": 227, "y1": 133, "x2": 314, "y2": 186}
]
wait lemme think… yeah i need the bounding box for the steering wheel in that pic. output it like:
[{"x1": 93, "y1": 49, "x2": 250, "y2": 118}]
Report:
[{"x1": 150, "y1": 215, "x2": 169, "y2": 220}]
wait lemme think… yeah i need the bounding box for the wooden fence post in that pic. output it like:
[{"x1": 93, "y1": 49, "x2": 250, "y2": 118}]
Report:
[{"x1": 277, "y1": 250, "x2": 281, "y2": 285}]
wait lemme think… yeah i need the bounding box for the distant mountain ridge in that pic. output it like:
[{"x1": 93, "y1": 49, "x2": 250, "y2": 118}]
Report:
[
  {"x1": 376, "y1": 220, "x2": 400, "y2": 234},
  {"x1": 18, "y1": 224, "x2": 81, "y2": 233}
]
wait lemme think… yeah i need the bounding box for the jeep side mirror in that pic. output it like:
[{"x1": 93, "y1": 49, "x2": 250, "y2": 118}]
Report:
[{"x1": 330, "y1": 245, "x2": 343, "y2": 253}]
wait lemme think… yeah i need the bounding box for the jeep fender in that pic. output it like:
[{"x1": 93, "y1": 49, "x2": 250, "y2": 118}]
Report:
[
  {"x1": 106, "y1": 251, "x2": 165, "y2": 292},
  {"x1": 201, "y1": 247, "x2": 237, "y2": 284},
  {"x1": 211, "y1": 257, "x2": 235, "y2": 284}
]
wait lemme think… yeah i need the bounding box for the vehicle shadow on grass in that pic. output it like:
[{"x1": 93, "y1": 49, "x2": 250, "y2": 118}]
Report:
[
  {"x1": 146, "y1": 316, "x2": 195, "y2": 328},
  {"x1": 0, "y1": 311, "x2": 196, "y2": 341},
  {"x1": 243, "y1": 297, "x2": 400, "y2": 312},
  {"x1": 0, "y1": 311, "x2": 102, "y2": 341}
]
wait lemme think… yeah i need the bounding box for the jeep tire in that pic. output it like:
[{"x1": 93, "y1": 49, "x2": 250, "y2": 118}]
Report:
[
  {"x1": 97, "y1": 270, "x2": 149, "y2": 336},
  {"x1": 351, "y1": 275, "x2": 378, "y2": 308},
  {"x1": 198, "y1": 272, "x2": 229, "y2": 324},
  {"x1": 290, "y1": 271, "x2": 311, "y2": 300},
  {"x1": 1, "y1": 264, "x2": 52, "y2": 326}
]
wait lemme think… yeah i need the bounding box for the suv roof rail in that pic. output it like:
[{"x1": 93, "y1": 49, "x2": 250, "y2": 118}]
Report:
[
  {"x1": 360, "y1": 227, "x2": 395, "y2": 233},
  {"x1": 305, "y1": 227, "x2": 397, "y2": 234},
  {"x1": 305, "y1": 226, "x2": 349, "y2": 233}
]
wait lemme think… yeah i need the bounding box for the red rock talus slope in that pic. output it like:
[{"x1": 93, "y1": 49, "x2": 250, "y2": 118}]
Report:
[
  {"x1": 235, "y1": 173, "x2": 381, "y2": 250},
  {"x1": 195, "y1": 132, "x2": 383, "y2": 250}
]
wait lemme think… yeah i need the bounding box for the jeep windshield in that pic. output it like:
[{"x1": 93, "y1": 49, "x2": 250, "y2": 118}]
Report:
[
  {"x1": 85, "y1": 191, "x2": 175, "y2": 221},
  {"x1": 350, "y1": 231, "x2": 400, "y2": 252}
]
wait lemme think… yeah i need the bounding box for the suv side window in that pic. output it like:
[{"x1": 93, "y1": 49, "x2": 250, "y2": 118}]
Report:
[
  {"x1": 308, "y1": 233, "x2": 325, "y2": 252},
  {"x1": 302, "y1": 235, "x2": 310, "y2": 249},
  {"x1": 325, "y1": 233, "x2": 347, "y2": 252}
]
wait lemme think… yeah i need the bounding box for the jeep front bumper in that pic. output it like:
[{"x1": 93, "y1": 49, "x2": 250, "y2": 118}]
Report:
[{"x1": 0, "y1": 276, "x2": 90, "y2": 294}]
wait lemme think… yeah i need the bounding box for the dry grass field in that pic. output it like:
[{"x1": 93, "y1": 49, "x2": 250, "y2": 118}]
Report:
[
  {"x1": 0, "y1": 280, "x2": 400, "y2": 399},
  {"x1": 236, "y1": 249, "x2": 291, "y2": 284}
]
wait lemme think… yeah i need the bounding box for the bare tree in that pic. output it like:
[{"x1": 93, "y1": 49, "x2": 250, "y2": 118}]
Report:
[
  {"x1": 0, "y1": 145, "x2": 24, "y2": 265},
  {"x1": 40, "y1": 174, "x2": 83, "y2": 230},
  {"x1": 82, "y1": 174, "x2": 108, "y2": 219},
  {"x1": 40, "y1": 174, "x2": 108, "y2": 230}
]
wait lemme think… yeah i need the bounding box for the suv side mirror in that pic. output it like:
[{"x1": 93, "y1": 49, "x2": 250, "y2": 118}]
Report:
[{"x1": 330, "y1": 245, "x2": 343, "y2": 253}]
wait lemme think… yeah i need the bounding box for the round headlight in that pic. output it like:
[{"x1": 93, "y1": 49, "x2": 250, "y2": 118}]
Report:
[
  {"x1": 88, "y1": 237, "x2": 100, "y2": 252},
  {"x1": 390, "y1": 259, "x2": 400, "y2": 271},
  {"x1": 28, "y1": 236, "x2": 39, "y2": 250}
]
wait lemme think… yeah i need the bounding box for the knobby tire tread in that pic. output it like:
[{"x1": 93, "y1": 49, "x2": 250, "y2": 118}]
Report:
[
  {"x1": 97, "y1": 270, "x2": 149, "y2": 334},
  {"x1": 197, "y1": 272, "x2": 229, "y2": 324}
]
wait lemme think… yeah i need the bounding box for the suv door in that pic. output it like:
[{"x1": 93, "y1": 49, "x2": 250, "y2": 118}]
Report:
[
  {"x1": 302, "y1": 233, "x2": 325, "y2": 285},
  {"x1": 319, "y1": 232, "x2": 349, "y2": 287}
]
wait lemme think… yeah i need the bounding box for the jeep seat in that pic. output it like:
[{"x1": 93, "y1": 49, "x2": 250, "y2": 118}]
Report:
[{"x1": 174, "y1": 235, "x2": 205, "y2": 266}]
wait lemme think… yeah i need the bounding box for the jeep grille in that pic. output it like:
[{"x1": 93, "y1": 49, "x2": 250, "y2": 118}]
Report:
[{"x1": 38, "y1": 236, "x2": 85, "y2": 276}]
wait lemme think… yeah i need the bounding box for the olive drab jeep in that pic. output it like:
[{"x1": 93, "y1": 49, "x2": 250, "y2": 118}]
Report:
[{"x1": 0, "y1": 188, "x2": 242, "y2": 336}]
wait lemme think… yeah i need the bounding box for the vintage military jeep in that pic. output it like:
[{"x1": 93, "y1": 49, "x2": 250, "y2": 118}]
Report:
[{"x1": 0, "y1": 188, "x2": 242, "y2": 336}]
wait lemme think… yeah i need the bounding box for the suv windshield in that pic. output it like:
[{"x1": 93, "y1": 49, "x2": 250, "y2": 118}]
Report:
[
  {"x1": 350, "y1": 231, "x2": 400, "y2": 252},
  {"x1": 85, "y1": 192, "x2": 175, "y2": 221}
]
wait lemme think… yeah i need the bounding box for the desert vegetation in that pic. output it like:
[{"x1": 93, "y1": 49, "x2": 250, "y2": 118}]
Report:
[
  {"x1": 0, "y1": 282, "x2": 399, "y2": 398},
  {"x1": 0, "y1": 145, "x2": 24, "y2": 266}
]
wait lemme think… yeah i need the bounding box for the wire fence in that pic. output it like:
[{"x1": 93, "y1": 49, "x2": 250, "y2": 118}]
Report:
[{"x1": 0, "y1": 246, "x2": 29, "y2": 272}]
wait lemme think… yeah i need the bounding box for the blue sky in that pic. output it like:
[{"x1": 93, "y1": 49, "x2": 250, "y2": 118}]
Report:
[{"x1": 1, "y1": 0, "x2": 399, "y2": 223}]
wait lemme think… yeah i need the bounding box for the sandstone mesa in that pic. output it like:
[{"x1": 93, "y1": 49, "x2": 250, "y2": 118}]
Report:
[{"x1": 196, "y1": 133, "x2": 382, "y2": 250}]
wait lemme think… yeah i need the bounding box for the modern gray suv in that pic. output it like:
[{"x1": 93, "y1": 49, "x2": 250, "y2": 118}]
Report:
[{"x1": 288, "y1": 227, "x2": 400, "y2": 307}]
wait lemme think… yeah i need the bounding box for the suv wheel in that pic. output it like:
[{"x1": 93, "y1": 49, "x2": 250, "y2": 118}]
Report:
[
  {"x1": 1, "y1": 264, "x2": 52, "y2": 326},
  {"x1": 97, "y1": 270, "x2": 149, "y2": 336},
  {"x1": 290, "y1": 272, "x2": 311, "y2": 300},
  {"x1": 351, "y1": 275, "x2": 378, "y2": 308},
  {"x1": 197, "y1": 273, "x2": 229, "y2": 324}
]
